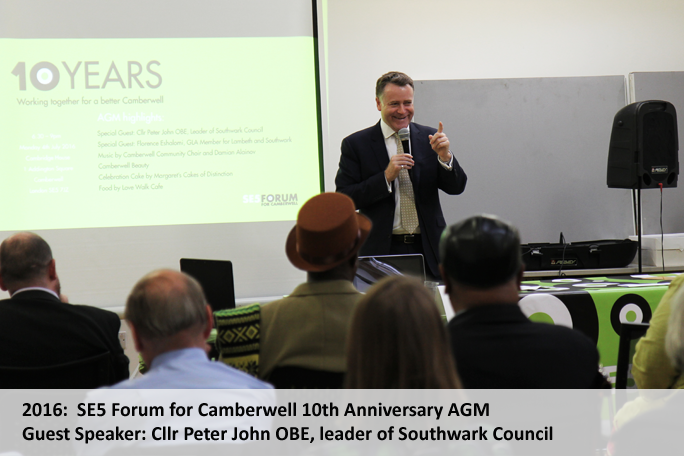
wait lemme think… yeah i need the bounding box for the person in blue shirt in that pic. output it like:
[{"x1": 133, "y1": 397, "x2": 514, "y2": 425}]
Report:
[
  {"x1": 112, "y1": 269, "x2": 271, "y2": 389},
  {"x1": 81, "y1": 269, "x2": 273, "y2": 456}
]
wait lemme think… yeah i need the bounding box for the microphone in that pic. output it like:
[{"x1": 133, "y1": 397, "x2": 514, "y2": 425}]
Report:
[
  {"x1": 397, "y1": 128, "x2": 410, "y2": 154},
  {"x1": 397, "y1": 128, "x2": 412, "y2": 179}
]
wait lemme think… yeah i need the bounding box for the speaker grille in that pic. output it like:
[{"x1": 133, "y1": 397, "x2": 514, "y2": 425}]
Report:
[{"x1": 641, "y1": 111, "x2": 677, "y2": 182}]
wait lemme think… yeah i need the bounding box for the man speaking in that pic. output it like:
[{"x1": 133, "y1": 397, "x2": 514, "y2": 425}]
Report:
[{"x1": 335, "y1": 71, "x2": 467, "y2": 279}]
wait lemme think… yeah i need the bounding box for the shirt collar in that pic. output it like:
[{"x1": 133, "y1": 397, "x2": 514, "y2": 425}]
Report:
[
  {"x1": 149, "y1": 347, "x2": 206, "y2": 371},
  {"x1": 12, "y1": 286, "x2": 60, "y2": 300},
  {"x1": 290, "y1": 280, "x2": 360, "y2": 297},
  {"x1": 380, "y1": 119, "x2": 409, "y2": 140}
]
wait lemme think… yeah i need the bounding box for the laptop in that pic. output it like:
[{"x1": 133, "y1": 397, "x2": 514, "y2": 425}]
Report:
[
  {"x1": 179, "y1": 258, "x2": 236, "y2": 311},
  {"x1": 353, "y1": 254, "x2": 426, "y2": 293}
]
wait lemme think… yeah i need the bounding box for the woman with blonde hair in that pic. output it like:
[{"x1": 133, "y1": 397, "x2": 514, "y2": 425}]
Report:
[
  {"x1": 612, "y1": 285, "x2": 684, "y2": 455},
  {"x1": 346, "y1": 275, "x2": 461, "y2": 389}
]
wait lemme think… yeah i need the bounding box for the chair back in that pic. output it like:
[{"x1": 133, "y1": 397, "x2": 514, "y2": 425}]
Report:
[
  {"x1": 615, "y1": 322, "x2": 650, "y2": 389},
  {"x1": 267, "y1": 366, "x2": 344, "y2": 389},
  {"x1": 0, "y1": 351, "x2": 112, "y2": 389}
]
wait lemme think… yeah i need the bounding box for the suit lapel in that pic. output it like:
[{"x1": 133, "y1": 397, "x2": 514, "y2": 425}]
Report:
[
  {"x1": 409, "y1": 122, "x2": 422, "y2": 184},
  {"x1": 370, "y1": 122, "x2": 390, "y2": 171}
]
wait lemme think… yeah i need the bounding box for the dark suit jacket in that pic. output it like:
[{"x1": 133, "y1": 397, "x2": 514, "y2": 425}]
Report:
[
  {"x1": 335, "y1": 121, "x2": 467, "y2": 277},
  {"x1": 448, "y1": 304, "x2": 605, "y2": 388},
  {"x1": 0, "y1": 290, "x2": 129, "y2": 384}
]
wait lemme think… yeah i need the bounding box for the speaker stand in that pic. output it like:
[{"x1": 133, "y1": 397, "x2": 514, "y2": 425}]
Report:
[{"x1": 632, "y1": 186, "x2": 643, "y2": 273}]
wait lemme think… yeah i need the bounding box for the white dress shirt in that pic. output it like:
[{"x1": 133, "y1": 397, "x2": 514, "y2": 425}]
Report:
[{"x1": 380, "y1": 120, "x2": 453, "y2": 234}]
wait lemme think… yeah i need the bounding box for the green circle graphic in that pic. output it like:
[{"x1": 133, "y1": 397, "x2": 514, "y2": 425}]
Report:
[
  {"x1": 529, "y1": 312, "x2": 555, "y2": 325},
  {"x1": 625, "y1": 310, "x2": 637, "y2": 322}
]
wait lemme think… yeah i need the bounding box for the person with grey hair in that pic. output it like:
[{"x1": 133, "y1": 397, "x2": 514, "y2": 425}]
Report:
[
  {"x1": 112, "y1": 269, "x2": 270, "y2": 388},
  {"x1": 0, "y1": 232, "x2": 129, "y2": 385},
  {"x1": 439, "y1": 214, "x2": 606, "y2": 389}
]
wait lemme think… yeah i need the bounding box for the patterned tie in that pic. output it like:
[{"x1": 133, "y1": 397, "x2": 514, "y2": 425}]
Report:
[{"x1": 395, "y1": 133, "x2": 419, "y2": 234}]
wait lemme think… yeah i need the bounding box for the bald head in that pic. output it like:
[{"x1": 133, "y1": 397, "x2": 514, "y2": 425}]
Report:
[
  {"x1": 125, "y1": 269, "x2": 209, "y2": 343},
  {"x1": 0, "y1": 232, "x2": 55, "y2": 293}
]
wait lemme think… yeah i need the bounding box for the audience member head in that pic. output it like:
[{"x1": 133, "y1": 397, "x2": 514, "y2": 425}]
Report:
[
  {"x1": 126, "y1": 269, "x2": 212, "y2": 366},
  {"x1": 346, "y1": 275, "x2": 462, "y2": 389},
  {"x1": 0, "y1": 232, "x2": 59, "y2": 296},
  {"x1": 286, "y1": 192, "x2": 371, "y2": 282},
  {"x1": 665, "y1": 285, "x2": 684, "y2": 372},
  {"x1": 439, "y1": 214, "x2": 523, "y2": 312}
]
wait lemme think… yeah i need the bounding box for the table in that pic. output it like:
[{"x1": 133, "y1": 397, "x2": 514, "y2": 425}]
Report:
[{"x1": 518, "y1": 272, "x2": 680, "y2": 384}]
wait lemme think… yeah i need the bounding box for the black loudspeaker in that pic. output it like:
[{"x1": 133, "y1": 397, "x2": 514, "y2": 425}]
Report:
[{"x1": 607, "y1": 100, "x2": 679, "y2": 189}]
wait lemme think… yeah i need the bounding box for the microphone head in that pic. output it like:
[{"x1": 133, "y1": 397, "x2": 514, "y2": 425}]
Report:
[{"x1": 397, "y1": 128, "x2": 410, "y2": 142}]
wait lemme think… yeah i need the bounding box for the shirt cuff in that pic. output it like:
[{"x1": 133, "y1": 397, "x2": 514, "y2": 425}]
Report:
[
  {"x1": 385, "y1": 175, "x2": 393, "y2": 193},
  {"x1": 438, "y1": 152, "x2": 454, "y2": 170}
]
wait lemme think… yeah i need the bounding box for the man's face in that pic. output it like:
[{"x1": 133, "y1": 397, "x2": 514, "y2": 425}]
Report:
[{"x1": 376, "y1": 83, "x2": 414, "y2": 132}]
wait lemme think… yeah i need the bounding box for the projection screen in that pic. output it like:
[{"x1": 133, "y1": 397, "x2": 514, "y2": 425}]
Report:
[{"x1": 0, "y1": 0, "x2": 323, "y2": 307}]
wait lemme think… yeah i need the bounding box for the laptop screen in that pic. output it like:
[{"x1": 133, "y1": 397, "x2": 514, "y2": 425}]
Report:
[
  {"x1": 180, "y1": 258, "x2": 236, "y2": 312},
  {"x1": 353, "y1": 254, "x2": 426, "y2": 293}
]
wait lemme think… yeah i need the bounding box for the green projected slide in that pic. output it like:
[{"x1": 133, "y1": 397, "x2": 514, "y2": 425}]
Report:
[{"x1": 1, "y1": 38, "x2": 321, "y2": 230}]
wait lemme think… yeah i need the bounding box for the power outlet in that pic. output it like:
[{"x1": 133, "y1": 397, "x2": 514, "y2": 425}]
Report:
[{"x1": 118, "y1": 331, "x2": 127, "y2": 349}]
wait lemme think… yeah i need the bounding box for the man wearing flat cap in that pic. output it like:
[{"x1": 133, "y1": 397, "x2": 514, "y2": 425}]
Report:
[
  {"x1": 258, "y1": 192, "x2": 371, "y2": 382},
  {"x1": 440, "y1": 214, "x2": 606, "y2": 388}
]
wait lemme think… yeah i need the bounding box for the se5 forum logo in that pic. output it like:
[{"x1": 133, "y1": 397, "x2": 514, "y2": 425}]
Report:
[{"x1": 11, "y1": 60, "x2": 162, "y2": 91}]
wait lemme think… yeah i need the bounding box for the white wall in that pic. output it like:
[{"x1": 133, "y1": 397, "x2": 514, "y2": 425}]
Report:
[
  {"x1": 321, "y1": 0, "x2": 684, "y2": 191},
  {"x1": 3, "y1": 1, "x2": 683, "y2": 304}
]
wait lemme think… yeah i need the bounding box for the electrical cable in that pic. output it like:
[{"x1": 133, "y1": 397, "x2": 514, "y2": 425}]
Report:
[
  {"x1": 558, "y1": 232, "x2": 568, "y2": 277},
  {"x1": 659, "y1": 183, "x2": 664, "y2": 271}
]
